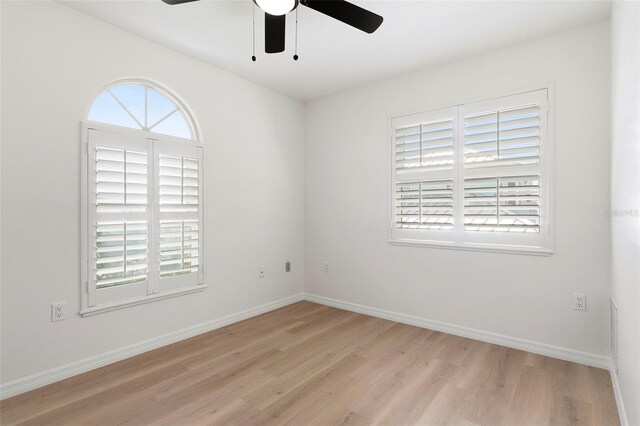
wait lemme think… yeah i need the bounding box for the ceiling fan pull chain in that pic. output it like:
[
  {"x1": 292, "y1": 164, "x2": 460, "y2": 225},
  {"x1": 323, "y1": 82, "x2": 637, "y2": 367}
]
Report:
[
  {"x1": 251, "y1": 3, "x2": 257, "y2": 61},
  {"x1": 293, "y1": 7, "x2": 299, "y2": 61}
]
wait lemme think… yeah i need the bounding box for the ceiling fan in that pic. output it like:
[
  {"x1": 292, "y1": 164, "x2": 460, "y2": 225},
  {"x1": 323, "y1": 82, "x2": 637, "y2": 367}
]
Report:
[{"x1": 161, "y1": 0, "x2": 384, "y2": 55}]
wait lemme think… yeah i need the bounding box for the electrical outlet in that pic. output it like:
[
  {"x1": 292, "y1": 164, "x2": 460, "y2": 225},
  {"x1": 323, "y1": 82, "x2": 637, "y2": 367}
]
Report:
[
  {"x1": 258, "y1": 267, "x2": 265, "y2": 278},
  {"x1": 285, "y1": 261, "x2": 291, "y2": 272},
  {"x1": 324, "y1": 261, "x2": 331, "y2": 273},
  {"x1": 51, "y1": 302, "x2": 66, "y2": 322},
  {"x1": 573, "y1": 293, "x2": 586, "y2": 311}
]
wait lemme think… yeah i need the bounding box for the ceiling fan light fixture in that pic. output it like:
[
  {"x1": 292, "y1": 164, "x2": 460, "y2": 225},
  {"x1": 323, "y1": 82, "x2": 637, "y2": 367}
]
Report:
[
  {"x1": 254, "y1": 0, "x2": 296, "y2": 16},
  {"x1": 162, "y1": 0, "x2": 384, "y2": 56}
]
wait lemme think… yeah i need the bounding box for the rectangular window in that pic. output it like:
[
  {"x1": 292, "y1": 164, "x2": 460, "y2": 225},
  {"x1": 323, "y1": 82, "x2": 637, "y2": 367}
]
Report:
[
  {"x1": 83, "y1": 127, "x2": 204, "y2": 314},
  {"x1": 390, "y1": 89, "x2": 551, "y2": 254}
]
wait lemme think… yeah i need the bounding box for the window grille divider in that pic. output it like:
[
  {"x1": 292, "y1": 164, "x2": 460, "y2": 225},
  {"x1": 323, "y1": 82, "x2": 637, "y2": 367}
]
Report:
[
  {"x1": 149, "y1": 109, "x2": 178, "y2": 132},
  {"x1": 107, "y1": 89, "x2": 144, "y2": 129}
]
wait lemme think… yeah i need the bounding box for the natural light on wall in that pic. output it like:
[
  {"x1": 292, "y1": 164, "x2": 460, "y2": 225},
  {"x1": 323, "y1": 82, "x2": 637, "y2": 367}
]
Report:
[{"x1": 88, "y1": 83, "x2": 194, "y2": 140}]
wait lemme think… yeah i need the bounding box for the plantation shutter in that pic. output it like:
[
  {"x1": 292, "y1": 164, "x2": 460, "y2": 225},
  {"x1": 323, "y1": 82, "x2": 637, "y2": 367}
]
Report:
[
  {"x1": 463, "y1": 106, "x2": 541, "y2": 169},
  {"x1": 393, "y1": 107, "x2": 457, "y2": 233},
  {"x1": 390, "y1": 89, "x2": 549, "y2": 250},
  {"x1": 463, "y1": 175, "x2": 541, "y2": 232},
  {"x1": 154, "y1": 140, "x2": 204, "y2": 292},
  {"x1": 461, "y1": 90, "x2": 547, "y2": 234},
  {"x1": 87, "y1": 130, "x2": 152, "y2": 306}
]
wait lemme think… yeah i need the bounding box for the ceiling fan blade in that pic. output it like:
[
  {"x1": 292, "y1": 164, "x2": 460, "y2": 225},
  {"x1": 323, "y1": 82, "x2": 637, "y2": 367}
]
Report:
[
  {"x1": 161, "y1": 0, "x2": 200, "y2": 4},
  {"x1": 265, "y1": 13, "x2": 286, "y2": 54},
  {"x1": 300, "y1": 0, "x2": 382, "y2": 34}
]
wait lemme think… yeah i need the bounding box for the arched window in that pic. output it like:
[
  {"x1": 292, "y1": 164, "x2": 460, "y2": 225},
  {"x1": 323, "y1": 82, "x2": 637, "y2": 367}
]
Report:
[
  {"x1": 82, "y1": 79, "x2": 204, "y2": 315},
  {"x1": 88, "y1": 80, "x2": 197, "y2": 140}
]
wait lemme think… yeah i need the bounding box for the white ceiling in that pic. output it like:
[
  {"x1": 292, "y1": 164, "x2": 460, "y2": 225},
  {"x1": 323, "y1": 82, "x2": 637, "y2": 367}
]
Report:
[{"x1": 60, "y1": 0, "x2": 611, "y2": 101}]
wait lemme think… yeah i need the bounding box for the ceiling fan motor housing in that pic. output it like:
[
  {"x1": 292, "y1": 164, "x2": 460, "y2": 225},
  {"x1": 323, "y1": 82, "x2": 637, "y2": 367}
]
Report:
[
  {"x1": 161, "y1": 0, "x2": 383, "y2": 55},
  {"x1": 253, "y1": 0, "x2": 298, "y2": 16}
]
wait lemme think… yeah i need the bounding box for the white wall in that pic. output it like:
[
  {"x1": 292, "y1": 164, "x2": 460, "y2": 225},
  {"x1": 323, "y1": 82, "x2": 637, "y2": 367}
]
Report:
[
  {"x1": 0, "y1": 0, "x2": 623, "y2": 403},
  {"x1": 0, "y1": 0, "x2": 304, "y2": 384},
  {"x1": 305, "y1": 22, "x2": 612, "y2": 357},
  {"x1": 611, "y1": 2, "x2": 640, "y2": 425}
]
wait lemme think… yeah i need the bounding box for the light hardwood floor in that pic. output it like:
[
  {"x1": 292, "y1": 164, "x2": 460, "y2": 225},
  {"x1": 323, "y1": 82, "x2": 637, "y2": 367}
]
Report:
[{"x1": 0, "y1": 301, "x2": 619, "y2": 426}]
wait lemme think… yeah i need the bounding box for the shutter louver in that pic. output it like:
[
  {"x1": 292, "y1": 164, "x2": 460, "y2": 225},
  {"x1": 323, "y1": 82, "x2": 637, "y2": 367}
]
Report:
[
  {"x1": 159, "y1": 221, "x2": 199, "y2": 277},
  {"x1": 464, "y1": 105, "x2": 540, "y2": 168},
  {"x1": 158, "y1": 153, "x2": 200, "y2": 280},
  {"x1": 94, "y1": 146, "x2": 149, "y2": 289},
  {"x1": 396, "y1": 119, "x2": 454, "y2": 173},
  {"x1": 393, "y1": 109, "x2": 457, "y2": 234},
  {"x1": 464, "y1": 175, "x2": 540, "y2": 232},
  {"x1": 96, "y1": 222, "x2": 148, "y2": 287},
  {"x1": 396, "y1": 180, "x2": 454, "y2": 229},
  {"x1": 159, "y1": 155, "x2": 199, "y2": 213},
  {"x1": 96, "y1": 147, "x2": 148, "y2": 212}
]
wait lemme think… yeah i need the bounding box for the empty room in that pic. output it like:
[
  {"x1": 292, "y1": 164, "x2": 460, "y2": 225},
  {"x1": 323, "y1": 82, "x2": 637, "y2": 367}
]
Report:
[{"x1": 0, "y1": 0, "x2": 639, "y2": 424}]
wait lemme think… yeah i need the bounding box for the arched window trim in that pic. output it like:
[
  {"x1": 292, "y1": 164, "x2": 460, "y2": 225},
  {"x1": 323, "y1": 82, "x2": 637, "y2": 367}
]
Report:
[{"x1": 85, "y1": 77, "x2": 202, "y2": 143}]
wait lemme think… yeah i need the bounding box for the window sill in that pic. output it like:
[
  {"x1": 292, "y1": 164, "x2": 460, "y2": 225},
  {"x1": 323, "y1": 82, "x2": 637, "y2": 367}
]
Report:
[
  {"x1": 80, "y1": 285, "x2": 207, "y2": 317},
  {"x1": 388, "y1": 239, "x2": 553, "y2": 256}
]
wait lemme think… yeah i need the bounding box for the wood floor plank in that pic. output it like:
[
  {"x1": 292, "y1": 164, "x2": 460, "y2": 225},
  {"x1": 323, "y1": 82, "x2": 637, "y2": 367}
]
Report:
[
  {"x1": 242, "y1": 316, "x2": 392, "y2": 410},
  {"x1": 333, "y1": 411, "x2": 370, "y2": 426},
  {"x1": 149, "y1": 370, "x2": 274, "y2": 426},
  {"x1": 463, "y1": 347, "x2": 528, "y2": 426},
  {"x1": 351, "y1": 331, "x2": 449, "y2": 420},
  {"x1": 281, "y1": 375, "x2": 368, "y2": 426},
  {"x1": 0, "y1": 302, "x2": 620, "y2": 426},
  {"x1": 502, "y1": 365, "x2": 555, "y2": 426},
  {"x1": 259, "y1": 313, "x2": 376, "y2": 377},
  {"x1": 376, "y1": 359, "x2": 458, "y2": 426},
  {"x1": 550, "y1": 396, "x2": 594, "y2": 426},
  {"x1": 245, "y1": 353, "x2": 368, "y2": 425},
  {"x1": 111, "y1": 349, "x2": 283, "y2": 425},
  {"x1": 414, "y1": 383, "x2": 479, "y2": 426}
]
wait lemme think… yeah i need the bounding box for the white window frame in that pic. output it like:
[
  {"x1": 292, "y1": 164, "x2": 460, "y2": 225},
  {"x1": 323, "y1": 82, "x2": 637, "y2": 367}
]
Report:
[
  {"x1": 80, "y1": 121, "x2": 205, "y2": 317},
  {"x1": 86, "y1": 77, "x2": 202, "y2": 142},
  {"x1": 389, "y1": 86, "x2": 555, "y2": 256}
]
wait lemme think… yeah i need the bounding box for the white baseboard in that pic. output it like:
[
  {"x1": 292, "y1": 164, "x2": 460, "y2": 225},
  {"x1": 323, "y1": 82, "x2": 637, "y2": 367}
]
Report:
[
  {"x1": 305, "y1": 293, "x2": 611, "y2": 369},
  {"x1": 609, "y1": 360, "x2": 629, "y2": 426},
  {"x1": 0, "y1": 293, "x2": 305, "y2": 400}
]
